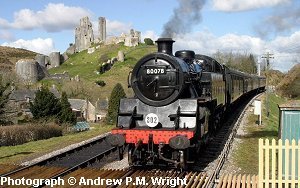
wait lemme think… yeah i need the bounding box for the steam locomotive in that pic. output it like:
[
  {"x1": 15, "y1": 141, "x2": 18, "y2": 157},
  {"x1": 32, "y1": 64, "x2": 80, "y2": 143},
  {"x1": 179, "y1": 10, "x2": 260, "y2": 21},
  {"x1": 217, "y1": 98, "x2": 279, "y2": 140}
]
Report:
[{"x1": 107, "y1": 38, "x2": 266, "y2": 168}]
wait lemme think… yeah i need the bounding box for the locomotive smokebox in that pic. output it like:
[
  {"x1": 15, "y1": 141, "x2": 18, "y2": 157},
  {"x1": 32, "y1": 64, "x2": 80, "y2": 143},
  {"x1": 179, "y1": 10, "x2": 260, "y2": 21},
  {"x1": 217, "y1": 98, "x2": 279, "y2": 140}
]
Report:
[{"x1": 156, "y1": 38, "x2": 175, "y2": 55}]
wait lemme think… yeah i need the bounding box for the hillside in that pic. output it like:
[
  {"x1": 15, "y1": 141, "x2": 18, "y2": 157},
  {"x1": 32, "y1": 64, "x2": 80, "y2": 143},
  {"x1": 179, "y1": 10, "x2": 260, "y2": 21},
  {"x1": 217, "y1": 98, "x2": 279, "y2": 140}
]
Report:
[
  {"x1": 266, "y1": 69, "x2": 285, "y2": 86},
  {"x1": 277, "y1": 63, "x2": 300, "y2": 98},
  {"x1": 47, "y1": 44, "x2": 156, "y2": 102},
  {"x1": 0, "y1": 46, "x2": 37, "y2": 71}
]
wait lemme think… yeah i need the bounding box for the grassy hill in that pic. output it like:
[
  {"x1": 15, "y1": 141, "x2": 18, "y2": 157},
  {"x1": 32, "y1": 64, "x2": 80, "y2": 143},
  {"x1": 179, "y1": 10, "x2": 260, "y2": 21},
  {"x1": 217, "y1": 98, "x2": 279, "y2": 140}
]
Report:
[
  {"x1": 47, "y1": 44, "x2": 156, "y2": 102},
  {"x1": 266, "y1": 69, "x2": 285, "y2": 87},
  {"x1": 277, "y1": 63, "x2": 300, "y2": 98},
  {"x1": 0, "y1": 46, "x2": 37, "y2": 71}
]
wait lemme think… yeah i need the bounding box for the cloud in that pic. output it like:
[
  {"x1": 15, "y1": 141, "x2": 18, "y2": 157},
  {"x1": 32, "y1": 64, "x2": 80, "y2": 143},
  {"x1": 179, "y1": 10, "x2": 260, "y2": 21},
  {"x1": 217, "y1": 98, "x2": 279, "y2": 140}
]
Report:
[
  {"x1": 106, "y1": 20, "x2": 132, "y2": 36},
  {"x1": 141, "y1": 30, "x2": 159, "y2": 41},
  {"x1": 254, "y1": 3, "x2": 300, "y2": 38},
  {"x1": 92, "y1": 19, "x2": 133, "y2": 38},
  {"x1": 169, "y1": 30, "x2": 299, "y2": 72},
  {"x1": 268, "y1": 31, "x2": 300, "y2": 53},
  {"x1": 212, "y1": 0, "x2": 290, "y2": 12},
  {"x1": 0, "y1": 30, "x2": 15, "y2": 41},
  {"x1": 0, "y1": 3, "x2": 92, "y2": 32},
  {"x1": 1, "y1": 38, "x2": 56, "y2": 55},
  {"x1": 173, "y1": 31, "x2": 265, "y2": 54}
]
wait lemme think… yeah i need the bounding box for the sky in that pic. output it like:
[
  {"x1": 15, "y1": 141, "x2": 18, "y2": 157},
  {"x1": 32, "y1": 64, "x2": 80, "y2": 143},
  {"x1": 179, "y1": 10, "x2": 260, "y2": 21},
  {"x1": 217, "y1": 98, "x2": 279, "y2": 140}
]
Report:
[{"x1": 1, "y1": 0, "x2": 300, "y2": 72}]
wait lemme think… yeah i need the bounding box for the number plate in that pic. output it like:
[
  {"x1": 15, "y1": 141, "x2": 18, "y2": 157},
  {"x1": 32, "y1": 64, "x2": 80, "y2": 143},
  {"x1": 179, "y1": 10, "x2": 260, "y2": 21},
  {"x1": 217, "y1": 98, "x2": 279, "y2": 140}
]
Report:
[
  {"x1": 145, "y1": 113, "x2": 159, "y2": 127},
  {"x1": 146, "y1": 68, "x2": 166, "y2": 75}
]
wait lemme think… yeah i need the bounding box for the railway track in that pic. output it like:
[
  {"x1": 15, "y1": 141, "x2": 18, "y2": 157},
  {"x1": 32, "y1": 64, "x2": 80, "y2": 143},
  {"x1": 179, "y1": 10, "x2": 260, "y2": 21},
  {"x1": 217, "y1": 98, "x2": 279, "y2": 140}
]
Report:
[
  {"x1": 49, "y1": 168, "x2": 208, "y2": 188},
  {"x1": 200, "y1": 93, "x2": 263, "y2": 187},
  {"x1": 0, "y1": 164, "x2": 21, "y2": 175},
  {"x1": 0, "y1": 93, "x2": 262, "y2": 188},
  {"x1": 0, "y1": 133, "x2": 119, "y2": 187}
]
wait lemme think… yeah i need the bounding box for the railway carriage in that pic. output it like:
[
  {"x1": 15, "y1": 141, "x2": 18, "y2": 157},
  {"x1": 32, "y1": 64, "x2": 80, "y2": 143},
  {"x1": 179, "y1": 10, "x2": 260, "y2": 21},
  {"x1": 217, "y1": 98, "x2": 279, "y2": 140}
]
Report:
[{"x1": 107, "y1": 38, "x2": 266, "y2": 168}]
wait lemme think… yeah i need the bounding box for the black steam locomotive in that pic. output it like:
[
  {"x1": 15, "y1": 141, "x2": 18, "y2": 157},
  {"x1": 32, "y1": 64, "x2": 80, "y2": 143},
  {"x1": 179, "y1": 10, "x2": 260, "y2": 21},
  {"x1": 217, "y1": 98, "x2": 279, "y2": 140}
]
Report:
[{"x1": 107, "y1": 38, "x2": 266, "y2": 168}]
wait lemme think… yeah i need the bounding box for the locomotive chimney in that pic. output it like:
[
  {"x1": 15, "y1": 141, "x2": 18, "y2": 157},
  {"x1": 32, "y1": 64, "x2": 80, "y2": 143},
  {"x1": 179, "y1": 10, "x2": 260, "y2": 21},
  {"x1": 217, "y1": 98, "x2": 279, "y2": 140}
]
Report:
[{"x1": 155, "y1": 38, "x2": 175, "y2": 55}]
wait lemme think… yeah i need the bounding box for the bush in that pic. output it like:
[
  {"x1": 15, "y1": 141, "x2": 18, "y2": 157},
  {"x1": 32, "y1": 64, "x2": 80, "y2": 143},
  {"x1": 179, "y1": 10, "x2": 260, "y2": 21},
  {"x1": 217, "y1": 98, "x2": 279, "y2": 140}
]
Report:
[
  {"x1": 144, "y1": 38, "x2": 154, "y2": 45},
  {"x1": 0, "y1": 123, "x2": 63, "y2": 146},
  {"x1": 117, "y1": 42, "x2": 124, "y2": 45},
  {"x1": 95, "y1": 80, "x2": 106, "y2": 87}
]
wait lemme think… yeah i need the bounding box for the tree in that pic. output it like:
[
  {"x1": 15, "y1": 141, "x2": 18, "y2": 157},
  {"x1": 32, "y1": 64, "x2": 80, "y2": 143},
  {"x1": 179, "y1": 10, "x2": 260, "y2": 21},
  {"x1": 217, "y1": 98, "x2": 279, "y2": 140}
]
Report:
[
  {"x1": 106, "y1": 83, "x2": 126, "y2": 124},
  {"x1": 0, "y1": 76, "x2": 10, "y2": 124},
  {"x1": 144, "y1": 38, "x2": 154, "y2": 45},
  {"x1": 59, "y1": 92, "x2": 76, "y2": 124},
  {"x1": 213, "y1": 52, "x2": 258, "y2": 74},
  {"x1": 30, "y1": 86, "x2": 61, "y2": 120}
]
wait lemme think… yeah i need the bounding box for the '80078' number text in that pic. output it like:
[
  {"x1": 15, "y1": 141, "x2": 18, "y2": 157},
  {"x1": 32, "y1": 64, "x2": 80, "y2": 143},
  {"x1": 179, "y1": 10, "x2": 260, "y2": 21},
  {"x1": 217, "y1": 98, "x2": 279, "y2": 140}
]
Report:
[{"x1": 146, "y1": 68, "x2": 165, "y2": 75}]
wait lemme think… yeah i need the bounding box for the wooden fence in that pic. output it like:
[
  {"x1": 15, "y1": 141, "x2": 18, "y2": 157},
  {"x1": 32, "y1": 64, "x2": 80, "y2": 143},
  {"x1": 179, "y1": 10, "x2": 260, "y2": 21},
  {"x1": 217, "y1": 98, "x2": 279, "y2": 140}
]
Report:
[{"x1": 259, "y1": 138, "x2": 300, "y2": 187}]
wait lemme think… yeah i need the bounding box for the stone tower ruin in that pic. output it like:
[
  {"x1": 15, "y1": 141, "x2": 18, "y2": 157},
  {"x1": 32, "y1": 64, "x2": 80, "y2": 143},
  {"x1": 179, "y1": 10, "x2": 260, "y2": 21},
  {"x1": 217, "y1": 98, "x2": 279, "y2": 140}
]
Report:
[
  {"x1": 75, "y1": 17, "x2": 94, "y2": 52},
  {"x1": 16, "y1": 59, "x2": 39, "y2": 83},
  {"x1": 98, "y1": 17, "x2": 106, "y2": 43}
]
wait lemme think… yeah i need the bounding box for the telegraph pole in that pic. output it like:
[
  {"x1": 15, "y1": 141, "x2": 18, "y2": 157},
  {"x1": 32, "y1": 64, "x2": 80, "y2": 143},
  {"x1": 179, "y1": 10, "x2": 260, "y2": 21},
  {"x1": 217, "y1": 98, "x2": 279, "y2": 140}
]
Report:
[{"x1": 261, "y1": 52, "x2": 274, "y2": 117}]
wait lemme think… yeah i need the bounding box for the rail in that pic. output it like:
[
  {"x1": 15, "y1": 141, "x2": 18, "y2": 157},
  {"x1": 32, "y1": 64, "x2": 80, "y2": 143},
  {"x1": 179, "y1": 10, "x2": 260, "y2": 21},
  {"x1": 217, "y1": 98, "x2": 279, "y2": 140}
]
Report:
[
  {"x1": 36, "y1": 146, "x2": 117, "y2": 187},
  {"x1": 205, "y1": 93, "x2": 263, "y2": 188}
]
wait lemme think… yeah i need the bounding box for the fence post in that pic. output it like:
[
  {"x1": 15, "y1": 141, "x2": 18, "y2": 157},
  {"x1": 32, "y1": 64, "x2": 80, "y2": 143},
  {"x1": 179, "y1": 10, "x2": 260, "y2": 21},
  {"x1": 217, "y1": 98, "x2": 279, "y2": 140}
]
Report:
[
  {"x1": 284, "y1": 139, "x2": 289, "y2": 188},
  {"x1": 278, "y1": 139, "x2": 283, "y2": 188},
  {"x1": 265, "y1": 139, "x2": 270, "y2": 187},
  {"x1": 259, "y1": 138, "x2": 264, "y2": 187},
  {"x1": 271, "y1": 139, "x2": 276, "y2": 188},
  {"x1": 291, "y1": 139, "x2": 296, "y2": 187}
]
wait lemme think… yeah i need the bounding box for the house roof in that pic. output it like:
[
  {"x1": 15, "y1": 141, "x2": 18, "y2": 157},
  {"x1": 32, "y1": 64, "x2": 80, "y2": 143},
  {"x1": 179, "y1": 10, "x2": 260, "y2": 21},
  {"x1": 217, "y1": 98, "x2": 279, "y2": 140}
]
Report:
[
  {"x1": 68, "y1": 99, "x2": 86, "y2": 110},
  {"x1": 9, "y1": 89, "x2": 36, "y2": 101},
  {"x1": 96, "y1": 99, "x2": 108, "y2": 110},
  {"x1": 9, "y1": 87, "x2": 61, "y2": 101},
  {"x1": 50, "y1": 87, "x2": 61, "y2": 98},
  {"x1": 279, "y1": 100, "x2": 300, "y2": 110}
]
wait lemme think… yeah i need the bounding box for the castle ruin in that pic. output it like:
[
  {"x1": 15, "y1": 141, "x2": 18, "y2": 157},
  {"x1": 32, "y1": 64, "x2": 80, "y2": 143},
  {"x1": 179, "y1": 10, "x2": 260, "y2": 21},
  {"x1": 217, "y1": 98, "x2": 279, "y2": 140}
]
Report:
[
  {"x1": 75, "y1": 17, "x2": 94, "y2": 52},
  {"x1": 125, "y1": 29, "x2": 141, "y2": 47},
  {"x1": 106, "y1": 28, "x2": 141, "y2": 47},
  {"x1": 98, "y1": 17, "x2": 106, "y2": 43},
  {"x1": 73, "y1": 16, "x2": 141, "y2": 51}
]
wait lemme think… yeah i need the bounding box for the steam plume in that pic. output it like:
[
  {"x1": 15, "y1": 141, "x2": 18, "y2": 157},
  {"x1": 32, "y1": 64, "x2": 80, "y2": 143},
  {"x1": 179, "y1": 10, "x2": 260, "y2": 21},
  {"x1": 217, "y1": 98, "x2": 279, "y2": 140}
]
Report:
[{"x1": 161, "y1": 0, "x2": 206, "y2": 38}]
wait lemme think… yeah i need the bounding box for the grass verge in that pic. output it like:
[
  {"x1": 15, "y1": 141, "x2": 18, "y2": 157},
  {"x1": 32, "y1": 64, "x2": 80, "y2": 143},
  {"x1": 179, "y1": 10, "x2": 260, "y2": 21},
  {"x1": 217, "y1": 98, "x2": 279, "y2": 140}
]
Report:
[
  {"x1": 0, "y1": 123, "x2": 114, "y2": 165},
  {"x1": 233, "y1": 93, "x2": 286, "y2": 174}
]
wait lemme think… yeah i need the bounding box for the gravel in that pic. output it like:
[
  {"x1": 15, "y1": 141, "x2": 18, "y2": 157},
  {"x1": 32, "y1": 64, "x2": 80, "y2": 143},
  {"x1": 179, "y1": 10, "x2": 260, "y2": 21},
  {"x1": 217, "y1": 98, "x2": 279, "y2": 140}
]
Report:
[
  {"x1": 219, "y1": 95, "x2": 262, "y2": 176},
  {"x1": 101, "y1": 153, "x2": 129, "y2": 170}
]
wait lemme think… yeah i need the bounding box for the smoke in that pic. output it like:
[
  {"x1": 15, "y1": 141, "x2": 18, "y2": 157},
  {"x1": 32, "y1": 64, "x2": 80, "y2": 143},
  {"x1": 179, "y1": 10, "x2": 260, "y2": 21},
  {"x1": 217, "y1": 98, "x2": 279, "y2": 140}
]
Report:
[
  {"x1": 254, "y1": 3, "x2": 300, "y2": 38},
  {"x1": 161, "y1": 0, "x2": 206, "y2": 38}
]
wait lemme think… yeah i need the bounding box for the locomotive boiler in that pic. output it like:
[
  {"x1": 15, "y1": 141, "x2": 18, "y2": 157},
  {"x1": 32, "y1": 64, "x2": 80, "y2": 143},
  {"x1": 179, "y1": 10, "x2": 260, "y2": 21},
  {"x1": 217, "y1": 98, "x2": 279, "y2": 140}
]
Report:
[{"x1": 107, "y1": 38, "x2": 265, "y2": 168}]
